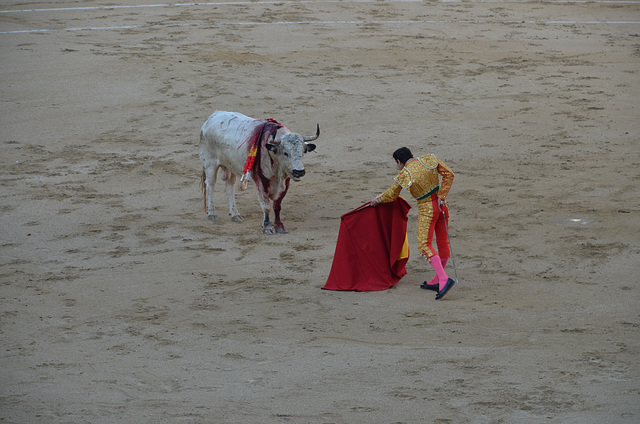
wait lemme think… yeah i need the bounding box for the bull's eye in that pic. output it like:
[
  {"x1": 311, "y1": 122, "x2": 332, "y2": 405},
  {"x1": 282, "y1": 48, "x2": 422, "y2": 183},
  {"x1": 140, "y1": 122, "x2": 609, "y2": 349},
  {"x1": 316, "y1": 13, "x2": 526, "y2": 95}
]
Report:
[{"x1": 284, "y1": 152, "x2": 289, "y2": 158}]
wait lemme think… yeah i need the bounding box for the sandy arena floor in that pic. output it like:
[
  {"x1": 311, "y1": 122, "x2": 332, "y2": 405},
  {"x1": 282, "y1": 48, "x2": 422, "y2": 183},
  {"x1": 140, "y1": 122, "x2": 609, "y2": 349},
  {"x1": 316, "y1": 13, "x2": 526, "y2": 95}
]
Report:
[{"x1": 1, "y1": 1, "x2": 639, "y2": 422}]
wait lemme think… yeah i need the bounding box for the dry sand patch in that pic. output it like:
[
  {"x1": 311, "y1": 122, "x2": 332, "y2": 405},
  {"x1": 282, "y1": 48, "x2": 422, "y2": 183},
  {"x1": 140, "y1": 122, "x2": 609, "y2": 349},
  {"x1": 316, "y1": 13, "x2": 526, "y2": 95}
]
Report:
[{"x1": 1, "y1": 1, "x2": 639, "y2": 423}]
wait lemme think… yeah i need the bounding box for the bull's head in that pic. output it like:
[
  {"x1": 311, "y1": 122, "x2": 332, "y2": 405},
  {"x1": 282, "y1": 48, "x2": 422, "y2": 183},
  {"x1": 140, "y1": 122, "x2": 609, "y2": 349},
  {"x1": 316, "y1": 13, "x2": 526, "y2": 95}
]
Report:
[{"x1": 266, "y1": 124, "x2": 320, "y2": 181}]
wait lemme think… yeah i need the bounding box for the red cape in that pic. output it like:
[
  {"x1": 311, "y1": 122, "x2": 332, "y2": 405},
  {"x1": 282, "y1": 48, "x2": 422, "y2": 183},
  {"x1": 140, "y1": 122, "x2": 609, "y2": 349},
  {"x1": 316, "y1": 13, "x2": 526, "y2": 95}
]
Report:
[{"x1": 323, "y1": 197, "x2": 411, "y2": 291}]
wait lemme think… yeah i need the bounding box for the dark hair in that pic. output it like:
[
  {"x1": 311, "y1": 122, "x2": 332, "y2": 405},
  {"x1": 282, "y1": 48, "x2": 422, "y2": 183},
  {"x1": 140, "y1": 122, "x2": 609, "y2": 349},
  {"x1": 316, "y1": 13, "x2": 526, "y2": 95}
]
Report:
[{"x1": 393, "y1": 147, "x2": 413, "y2": 164}]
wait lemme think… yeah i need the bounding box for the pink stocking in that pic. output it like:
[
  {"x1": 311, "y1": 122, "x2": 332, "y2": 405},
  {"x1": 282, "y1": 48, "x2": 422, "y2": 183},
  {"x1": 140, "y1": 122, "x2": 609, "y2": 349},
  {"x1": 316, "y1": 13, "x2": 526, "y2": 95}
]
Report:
[
  {"x1": 429, "y1": 255, "x2": 449, "y2": 290},
  {"x1": 426, "y1": 257, "x2": 448, "y2": 285}
]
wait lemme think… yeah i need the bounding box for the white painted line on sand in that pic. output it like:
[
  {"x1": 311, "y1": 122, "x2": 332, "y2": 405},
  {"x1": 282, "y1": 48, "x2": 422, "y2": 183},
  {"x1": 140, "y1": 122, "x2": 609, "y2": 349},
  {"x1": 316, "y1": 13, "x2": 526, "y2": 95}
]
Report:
[
  {"x1": 0, "y1": 0, "x2": 638, "y2": 13},
  {"x1": 2, "y1": 18, "x2": 639, "y2": 34}
]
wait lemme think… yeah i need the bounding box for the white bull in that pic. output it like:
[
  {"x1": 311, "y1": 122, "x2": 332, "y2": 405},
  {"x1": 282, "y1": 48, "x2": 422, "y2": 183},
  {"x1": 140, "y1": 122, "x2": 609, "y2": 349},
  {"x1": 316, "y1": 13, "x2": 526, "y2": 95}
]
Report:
[{"x1": 199, "y1": 111, "x2": 319, "y2": 234}]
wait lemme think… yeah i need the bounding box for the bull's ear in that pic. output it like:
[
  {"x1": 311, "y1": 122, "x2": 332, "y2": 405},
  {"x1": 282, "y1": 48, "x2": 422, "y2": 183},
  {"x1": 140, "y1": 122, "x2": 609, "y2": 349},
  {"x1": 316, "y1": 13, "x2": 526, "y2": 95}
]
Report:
[
  {"x1": 304, "y1": 143, "x2": 316, "y2": 153},
  {"x1": 266, "y1": 144, "x2": 278, "y2": 154}
]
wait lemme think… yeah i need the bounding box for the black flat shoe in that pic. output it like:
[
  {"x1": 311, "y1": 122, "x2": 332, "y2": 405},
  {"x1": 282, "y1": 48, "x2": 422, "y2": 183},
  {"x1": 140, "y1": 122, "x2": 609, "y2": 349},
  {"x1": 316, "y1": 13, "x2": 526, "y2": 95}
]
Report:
[
  {"x1": 435, "y1": 278, "x2": 456, "y2": 300},
  {"x1": 420, "y1": 281, "x2": 439, "y2": 291}
]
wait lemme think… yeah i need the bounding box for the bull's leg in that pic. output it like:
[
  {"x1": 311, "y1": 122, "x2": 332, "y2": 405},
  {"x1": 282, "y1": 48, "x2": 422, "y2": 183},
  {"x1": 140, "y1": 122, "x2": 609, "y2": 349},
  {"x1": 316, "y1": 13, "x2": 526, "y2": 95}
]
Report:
[
  {"x1": 272, "y1": 201, "x2": 287, "y2": 234},
  {"x1": 256, "y1": 189, "x2": 275, "y2": 235},
  {"x1": 262, "y1": 212, "x2": 274, "y2": 235},
  {"x1": 203, "y1": 166, "x2": 219, "y2": 221},
  {"x1": 222, "y1": 169, "x2": 243, "y2": 222},
  {"x1": 272, "y1": 180, "x2": 290, "y2": 234}
]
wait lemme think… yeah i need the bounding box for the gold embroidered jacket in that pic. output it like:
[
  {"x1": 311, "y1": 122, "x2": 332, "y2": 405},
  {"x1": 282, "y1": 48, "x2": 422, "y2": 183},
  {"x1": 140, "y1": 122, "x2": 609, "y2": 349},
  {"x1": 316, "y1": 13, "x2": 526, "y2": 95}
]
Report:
[{"x1": 376, "y1": 154, "x2": 454, "y2": 203}]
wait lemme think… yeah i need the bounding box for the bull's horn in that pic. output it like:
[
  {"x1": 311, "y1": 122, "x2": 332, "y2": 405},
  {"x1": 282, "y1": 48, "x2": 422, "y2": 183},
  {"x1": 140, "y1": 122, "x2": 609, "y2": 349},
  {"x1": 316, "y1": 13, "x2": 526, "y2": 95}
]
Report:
[
  {"x1": 303, "y1": 124, "x2": 320, "y2": 142},
  {"x1": 269, "y1": 128, "x2": 280, "y2": 144}
]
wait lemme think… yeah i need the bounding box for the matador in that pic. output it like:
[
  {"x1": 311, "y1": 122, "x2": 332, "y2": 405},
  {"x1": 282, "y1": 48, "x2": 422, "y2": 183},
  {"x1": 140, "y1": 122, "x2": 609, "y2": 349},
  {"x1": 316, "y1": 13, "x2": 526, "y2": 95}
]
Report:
[{"x1": 370, "y1": 147, "x2": 456, "y2": 300}]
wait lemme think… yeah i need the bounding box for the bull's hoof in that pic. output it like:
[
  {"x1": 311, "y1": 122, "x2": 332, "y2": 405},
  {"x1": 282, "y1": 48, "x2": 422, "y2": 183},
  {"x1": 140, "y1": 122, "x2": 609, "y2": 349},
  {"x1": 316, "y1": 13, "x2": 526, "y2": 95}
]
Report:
[
  {"x1": 231, "y1": 214, "x2": 243, "y2": 222},
  {"x1": 262, "y1": 225, "x2": 276, "y2": 235},
  {"x1": 207, "y1": 214, "x2": 219, "y2": 222}
]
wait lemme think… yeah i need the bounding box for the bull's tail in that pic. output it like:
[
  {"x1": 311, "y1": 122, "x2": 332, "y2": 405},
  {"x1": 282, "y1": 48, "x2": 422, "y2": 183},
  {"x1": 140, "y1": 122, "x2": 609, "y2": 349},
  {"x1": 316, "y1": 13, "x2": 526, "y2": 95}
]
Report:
[{"x1": 200, "y1": 168, "x2": 207, "y2": 213}]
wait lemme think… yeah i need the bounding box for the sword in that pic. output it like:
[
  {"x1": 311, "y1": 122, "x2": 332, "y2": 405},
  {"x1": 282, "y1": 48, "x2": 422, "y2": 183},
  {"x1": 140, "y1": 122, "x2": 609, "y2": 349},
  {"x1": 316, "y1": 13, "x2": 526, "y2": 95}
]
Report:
[
  {"x1": 441, "y1": 206, "x2": 459, "y2": 285},
  {"x1": 353, "y1": 202, "x2": 372, "y2": 212}
]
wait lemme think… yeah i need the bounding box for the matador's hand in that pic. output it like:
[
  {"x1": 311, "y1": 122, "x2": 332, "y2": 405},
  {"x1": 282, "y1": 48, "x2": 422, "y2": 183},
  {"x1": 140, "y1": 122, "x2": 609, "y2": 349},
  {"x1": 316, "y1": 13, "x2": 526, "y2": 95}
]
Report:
[{"x1": 437, "y1": 198, "x2": 447, "y2": 211}]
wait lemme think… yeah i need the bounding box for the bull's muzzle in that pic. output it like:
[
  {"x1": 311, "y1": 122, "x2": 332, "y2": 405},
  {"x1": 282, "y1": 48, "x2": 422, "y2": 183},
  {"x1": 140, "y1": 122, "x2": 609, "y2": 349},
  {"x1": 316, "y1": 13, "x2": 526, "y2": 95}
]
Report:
[{"x1": 292, "y1": 169, "x2": 306, "y2": 179}]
